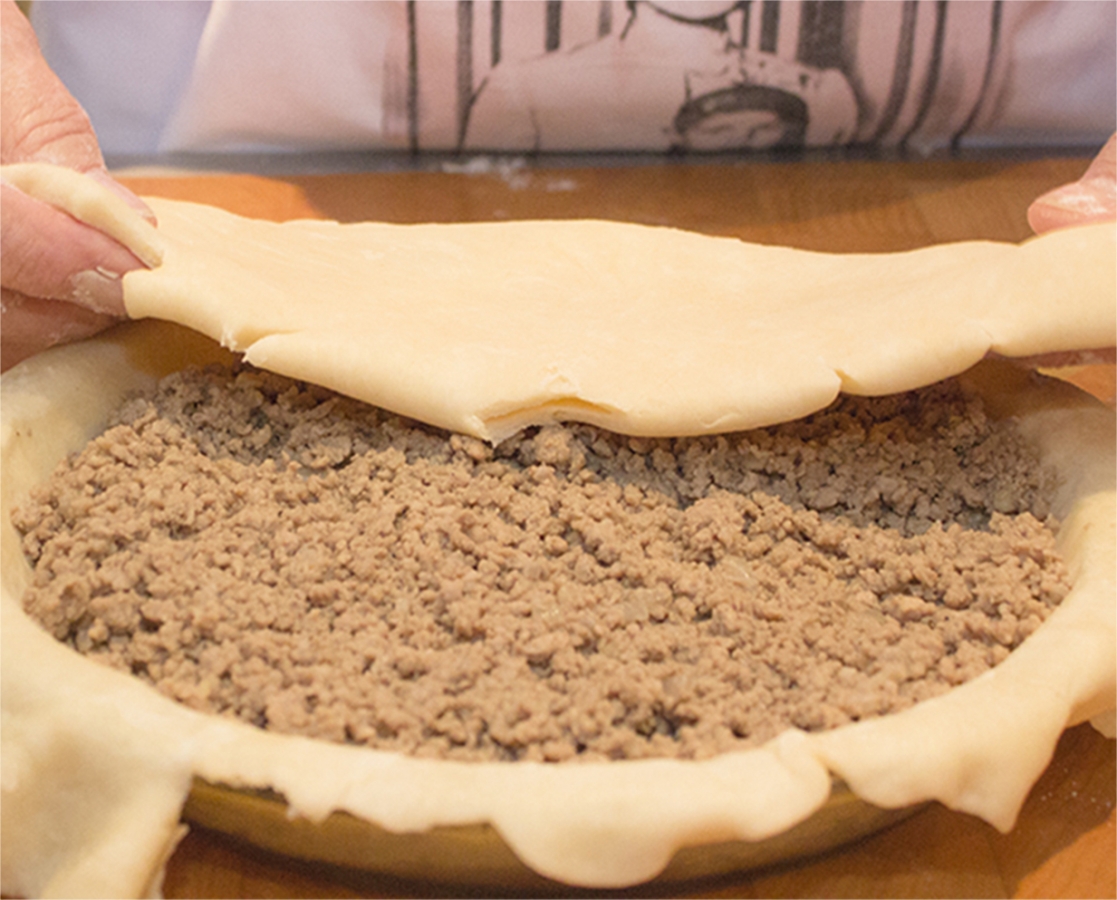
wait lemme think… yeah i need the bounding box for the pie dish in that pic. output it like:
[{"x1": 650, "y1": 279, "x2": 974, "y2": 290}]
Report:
[{"x1": 0, "y1": 166, "x2": 1114, "y2": 898}]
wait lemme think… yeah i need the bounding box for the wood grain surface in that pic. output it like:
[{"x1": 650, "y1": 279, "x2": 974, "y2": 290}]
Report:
[{"x1": 110, "y1": 156, "x2": 1113, "y2": 899}]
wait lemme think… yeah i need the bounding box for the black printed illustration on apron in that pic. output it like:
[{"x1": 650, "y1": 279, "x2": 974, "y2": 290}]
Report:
[{"x1": 402, "y1": 0, "x2": 1003, "y2": 154}]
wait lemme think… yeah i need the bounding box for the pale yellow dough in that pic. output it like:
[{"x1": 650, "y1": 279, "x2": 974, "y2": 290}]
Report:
[
  {"x1": 4, "y1": 162, "x2": 1114, "y2": 443},
  {"x1": 0, "y1": 163, "x2": 163, "y2": 268},
  {"x1": 125, "y1": 197, "x2": 1114, "y2": 443},
  {"x1": 1, "y1": 165, "x2": 1114, "y2": 898}
]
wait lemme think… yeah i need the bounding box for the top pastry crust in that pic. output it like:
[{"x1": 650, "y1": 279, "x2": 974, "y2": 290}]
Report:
[
  {"x1": 3, "y1": 162, "x2": 1116, "y2": 444},
  {"x1": 0, "y1": 165, "x2": 1114, "y2": 898},
  {"x1": 126, "y1": 198, "x2": 1116, "y2": 444}
]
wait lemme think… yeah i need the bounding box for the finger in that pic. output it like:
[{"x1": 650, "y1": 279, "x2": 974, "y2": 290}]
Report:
[
  {"x1": 0, "y1": 182, "x2": 144, "y2": 315},
  {"x1": 0, "y1": 287, "x2": 119, "y2": 373},
  {"x1": 85, "y1": 168, "x2": 158, "y2": 225},
  {"x1": 1028, "y1": 134, "x2": 1117, "y2": 234},
  {"x1": 1, "y1": 2, "x2": 156, "y2": 223},
  {"x1": 1, "y1": 0, "x2": 101, "y2": 168}
]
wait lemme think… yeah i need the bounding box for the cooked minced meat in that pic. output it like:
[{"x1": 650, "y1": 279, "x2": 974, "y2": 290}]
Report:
[{"x1": 15, "y1": 365, "x2": 1068, "y2": 762}]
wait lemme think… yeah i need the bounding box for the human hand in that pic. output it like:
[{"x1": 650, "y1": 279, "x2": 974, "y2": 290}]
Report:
[
  {"x1": 1018, "y1": 134, "x2": 1116, "y2": 383},
  {"x1": 1028, "y1": 133, "x2": 1116, "y2": 234},
  {"x1": 1, "y1": 0, "x2": 155, "y2": 372}
]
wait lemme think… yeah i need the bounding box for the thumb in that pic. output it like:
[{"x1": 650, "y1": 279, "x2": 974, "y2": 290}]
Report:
[
  {"x1": 1, "y1": 1, "x2": 154, "y2": 319},
  {"x1": 1, "y1": 0, "x2": 102, "y2": 170},
  {"x1": 1, "y1": 1, "x2": 152, "y2": 218},
  {"x1": 1027, "y1": 134, "x2": 1117, "y2": 234}
]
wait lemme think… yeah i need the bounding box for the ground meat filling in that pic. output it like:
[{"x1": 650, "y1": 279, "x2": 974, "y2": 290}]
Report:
[{"x1": 15, "y1": 365, "x2": 1068, "y2": 763}]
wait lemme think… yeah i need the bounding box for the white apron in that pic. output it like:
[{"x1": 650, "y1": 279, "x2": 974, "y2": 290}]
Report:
[{"x1": 31, "y1": 0, "x2": 1117, "y2": 157}]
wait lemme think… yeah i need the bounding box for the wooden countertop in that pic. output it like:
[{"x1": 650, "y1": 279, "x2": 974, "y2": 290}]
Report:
[{"x1": 114, "y1": 156, "x2": 1114, "y2": 899}]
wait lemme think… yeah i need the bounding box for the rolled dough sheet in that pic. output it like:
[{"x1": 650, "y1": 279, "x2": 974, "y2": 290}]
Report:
[{"x1": 4, "y1": 162, "x2": 1114, "y2": 443}]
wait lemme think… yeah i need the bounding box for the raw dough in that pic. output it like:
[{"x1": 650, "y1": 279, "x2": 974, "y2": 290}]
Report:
[
  {"x1": 0, "y1": 163, "x2": 163, "y2": 268},
  {"x1": 125, "y1": 199, "x2": 1115, "y2": 444},
  {"x1": 3, "y1": 162, "x2": 1114, "y2": 443}
]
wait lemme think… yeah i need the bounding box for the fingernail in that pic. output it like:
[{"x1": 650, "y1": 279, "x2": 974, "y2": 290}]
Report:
[
  {"x1": 1033, "y1": 180, "x2": 1114, "y2": 219},
  {"x1": 70, "y1": 268, "x2": 126, "y2": 316},
  {"x1": 85, "y1": 169, "x2": 157, "y2": 225}
]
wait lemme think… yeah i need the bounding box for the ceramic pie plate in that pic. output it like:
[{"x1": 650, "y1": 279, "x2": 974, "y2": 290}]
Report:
[
  {"x1": 182, "y1": 776, "x2": 919, "y2": 889},
  {"x1": 2, "y1": 319, "x2": 1114, "y2": 897}
]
